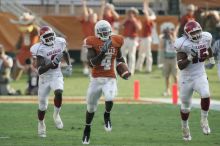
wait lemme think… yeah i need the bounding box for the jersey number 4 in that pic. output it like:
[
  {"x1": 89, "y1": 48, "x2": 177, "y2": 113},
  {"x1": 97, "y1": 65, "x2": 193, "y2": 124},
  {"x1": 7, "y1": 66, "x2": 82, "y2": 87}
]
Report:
[{"x1": 192, "y1": 48, "x2": 208, "y2": 64}]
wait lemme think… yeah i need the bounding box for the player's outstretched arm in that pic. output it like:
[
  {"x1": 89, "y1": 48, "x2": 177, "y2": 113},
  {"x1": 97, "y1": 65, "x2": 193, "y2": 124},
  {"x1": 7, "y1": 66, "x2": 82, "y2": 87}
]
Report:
[
  {"x1": 177, "y1": 52, "x2": 191, "y2": 70},
  {"x1": 116, "y1": 48, "x2": 125, "y2": 63},
  {"x1": 63, "y1": 50, "x2": 71, "y2": 65},
  {"x1": 205, "y1": 47, "x2": 215, "y2": 69},
  {"x1": 37, "y1": 55, "x2": 54, "y2": 75}
]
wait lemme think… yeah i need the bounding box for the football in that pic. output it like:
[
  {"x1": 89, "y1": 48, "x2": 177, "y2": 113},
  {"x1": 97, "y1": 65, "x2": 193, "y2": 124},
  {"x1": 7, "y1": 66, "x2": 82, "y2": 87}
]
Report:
[{"x1": 116, "y1": 62, "x2": 131, "y2": 80}]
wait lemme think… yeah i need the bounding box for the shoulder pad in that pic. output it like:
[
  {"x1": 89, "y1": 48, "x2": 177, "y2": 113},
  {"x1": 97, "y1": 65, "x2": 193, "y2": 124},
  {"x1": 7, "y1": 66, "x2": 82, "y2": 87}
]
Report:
[
  {"x1": 30, "y1": 43, "x2": 41, "y2": 56},
  {"x1": 55, "y1": 37, "x2": 66, "y2": 44},
  {"x1": 202, "y1": 32, "x2": 212, "y2": 40},
  {"x1": 111, "y1": 35, "x2": 124, "y2": 47},
  {"x1": 174, "y1": 36, "x2": 188, "y2": 52}
]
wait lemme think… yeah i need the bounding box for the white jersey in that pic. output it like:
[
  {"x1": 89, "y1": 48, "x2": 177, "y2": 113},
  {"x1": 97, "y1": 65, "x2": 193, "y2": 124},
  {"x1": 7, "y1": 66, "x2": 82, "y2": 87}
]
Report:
[
  {"x1": 174, "y1": 32, "x2": 212, "y2": 77},
  {"x1": 30, "y1": 43, "x2": 39, "y2": 58},
  {"x1": 212, "y1": 39, "x2": 220, "y2": 63},
  {"x1": 30, "y1": 37, "x2": 66, "y2": 77}
]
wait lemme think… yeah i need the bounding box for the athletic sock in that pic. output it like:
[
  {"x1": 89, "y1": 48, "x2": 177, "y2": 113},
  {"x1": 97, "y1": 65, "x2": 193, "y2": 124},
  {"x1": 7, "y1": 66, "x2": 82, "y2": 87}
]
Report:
[
  {"x1": 86, "y1": 111, "x2": 94, "y2": 125},
  {"x1": 201, "y1": 110, "x2": 208, "y2": 120},
  {"x1": 105, "y1": 101, "x2": 113, "y2": 113},
  {"x1": 54, "y1": 106, "x2": 61, "y2": 115},
  {"x1": 181, "y1": 120, "x2": 189, "y2": 128},
  {"x1": 201, "y1": 98, "x2": 210, "y2": 120},
  {"x1": 54, "y1": 97, "x2": 62, "y2": 108},
  {"x1": 38, "y1": 110, "x2": 45, "y2": 121},
  {"x1": 180, "y1": 110, "x2": 189, "y2": 128}
]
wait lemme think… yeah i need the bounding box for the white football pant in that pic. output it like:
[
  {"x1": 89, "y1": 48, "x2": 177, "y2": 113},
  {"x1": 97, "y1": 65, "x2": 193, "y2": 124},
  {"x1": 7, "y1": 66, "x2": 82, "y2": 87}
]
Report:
[
  {"x1": 136, "y1": 37, "x2": 152, "y2": 72},
  {"x1": 86, "y1": 77, "x2": 117, "y2": 113},
  {"x1": 38, "y1": 75, "x2": 64, "y2": 111},
  {"x1": 121, "y1": 37, "x2": 139, "y2": 74},
  {"x1": 179, "y1": 74, "x2": 210, "y2": 112}
]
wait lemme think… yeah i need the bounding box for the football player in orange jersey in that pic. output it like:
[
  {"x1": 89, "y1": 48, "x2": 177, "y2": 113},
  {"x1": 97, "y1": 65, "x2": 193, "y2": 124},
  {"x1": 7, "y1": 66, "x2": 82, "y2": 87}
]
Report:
[{"x1": 82, "y1": 20, "x2": 130, "y2": 144}]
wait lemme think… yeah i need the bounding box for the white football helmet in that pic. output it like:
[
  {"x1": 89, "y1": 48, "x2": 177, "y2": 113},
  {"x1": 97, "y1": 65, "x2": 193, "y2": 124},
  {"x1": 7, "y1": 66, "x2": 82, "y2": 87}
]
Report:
[
  {"x1": 95, "y1": 20, "x2": 112, "y2": 41},
  {"x1": 40, "y1": 26, "x2": 56, "y2": 46}
]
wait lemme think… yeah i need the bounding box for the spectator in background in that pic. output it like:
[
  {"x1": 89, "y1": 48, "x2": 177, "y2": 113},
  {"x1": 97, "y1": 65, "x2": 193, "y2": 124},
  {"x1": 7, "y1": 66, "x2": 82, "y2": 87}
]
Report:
[
  {"x1": 24, "y1": 58, "x2": 38, "y2": 95},
  {"x1": 80, "y1": 0, "x2": 98, "y2": 75},
  {"x1": 0, "y1": 45, "x2": 19, "y2": 95},
  {"x1": 206, "y1": 34, "x2": 220, "y2": 80},
  {"x1": 100, "y1": 0, "x2": 119, "y2": 33},
  {"x1": 202, "y1": 10, "x2": 220, "y2": 41},
  {"x1": 178, "y1": 4, "x2": 195, "y2": 37},
  {"x1": 159, "y1": 25, "x2": 178, "y2": 96},
  {"x1": 11, "y1": 12, "x2": 39, "y2": 80},
  {"x1": 120, "y1": 7, "x2": 142, "y2": 74},
  {"x1": 136, "y1": 0, "x2": 155, "y2": 73}
]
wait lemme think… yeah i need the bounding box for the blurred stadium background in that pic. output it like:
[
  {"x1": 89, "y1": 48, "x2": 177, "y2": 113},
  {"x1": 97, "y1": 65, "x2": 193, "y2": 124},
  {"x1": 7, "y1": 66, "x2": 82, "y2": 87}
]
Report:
[{"x1": 0, "y1": 0, "x2": 220, "y2": 146}]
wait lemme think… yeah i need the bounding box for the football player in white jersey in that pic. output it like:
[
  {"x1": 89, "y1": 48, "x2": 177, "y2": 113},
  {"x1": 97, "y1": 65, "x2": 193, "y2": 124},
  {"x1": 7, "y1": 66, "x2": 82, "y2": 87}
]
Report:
[
  {"x1": 174, "y1": 20, "x2": 215, "y2": 141},
  {"x1": 30, "y1": 26, "x2": 72, "y2": 138}
]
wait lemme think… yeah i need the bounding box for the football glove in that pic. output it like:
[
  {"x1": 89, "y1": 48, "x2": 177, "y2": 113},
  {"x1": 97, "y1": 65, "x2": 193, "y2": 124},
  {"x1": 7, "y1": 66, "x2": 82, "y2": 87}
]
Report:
[
  {"x1": 65, "y1": 65, "x2": 73, "y2": 76},
  {"x1": 52, "y1": 53, "x2": 63, "y2": 66},
  {"x1": 101, "y1": 39, "x2": 112, "y2": 54},
  {"x1": 205, "y1": 63, "x2": 215, "y2": 69},
  {"x1": 187, "y1": 49, "x2": 198, "y2": 61}
]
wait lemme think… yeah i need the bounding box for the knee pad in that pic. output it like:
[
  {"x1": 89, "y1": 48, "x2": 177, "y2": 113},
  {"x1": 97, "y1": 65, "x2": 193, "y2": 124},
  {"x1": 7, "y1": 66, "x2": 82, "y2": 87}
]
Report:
[
  {"x1": 87, "y1": 104, "x2": 97, "y2": 113},
  {"x1": 39, "y1": 100, "x2": 48, "y2": 111},
  {"x1": 54, "y1": 89, "x2": 63, "y2": 99}
]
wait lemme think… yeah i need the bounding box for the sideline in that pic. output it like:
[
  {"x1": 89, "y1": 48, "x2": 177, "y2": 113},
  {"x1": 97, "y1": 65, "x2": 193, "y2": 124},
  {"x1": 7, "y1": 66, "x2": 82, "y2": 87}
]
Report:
[{"x1": 0, "y1": 96, "x2": 219, "y2": 111}]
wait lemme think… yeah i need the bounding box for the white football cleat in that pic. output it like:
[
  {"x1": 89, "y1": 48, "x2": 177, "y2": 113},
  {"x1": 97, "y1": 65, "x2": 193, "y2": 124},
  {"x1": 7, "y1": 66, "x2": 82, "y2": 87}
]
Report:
[
  {"x1": 104, "y1": 121, "x2": 112, "y2": 132},
  {"x1": 182, "y1": 126, "x2": 192, "y2": 141},
  {"x1": 38, "y1": 121, "x2": 46, "y2": 138},
  {"x1": 201, "y1": 118, "x2": 211, "y2": 135},
  {"x1": 53, "y1": 113, "x2": 64, "y2": 129},
  {"x1": 82, "y1": 140, "x2": 90, "y2": 145}
]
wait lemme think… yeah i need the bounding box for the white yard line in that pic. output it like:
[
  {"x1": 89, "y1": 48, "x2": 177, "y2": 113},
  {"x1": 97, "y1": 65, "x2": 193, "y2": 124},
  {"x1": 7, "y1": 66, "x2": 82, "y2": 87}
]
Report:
[
  {"x1": 0, "y1": 136, "x2": 10, "y2": 139},
  {"x1": 141, "y1": 97, "x2": 220, "y2": 111},
  {"x1": 0, "y1": 96, "x2": 219, "y2": 111}
]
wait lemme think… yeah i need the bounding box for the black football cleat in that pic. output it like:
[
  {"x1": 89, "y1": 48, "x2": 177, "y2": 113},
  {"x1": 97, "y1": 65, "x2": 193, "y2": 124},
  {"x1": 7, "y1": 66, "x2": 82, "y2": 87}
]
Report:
[
  {"x1": 104, "y1": 112, "x2": 112, "y2": 132},
  {"x1": 82, "y1": 125, "x2": 91, "y2": 144}
]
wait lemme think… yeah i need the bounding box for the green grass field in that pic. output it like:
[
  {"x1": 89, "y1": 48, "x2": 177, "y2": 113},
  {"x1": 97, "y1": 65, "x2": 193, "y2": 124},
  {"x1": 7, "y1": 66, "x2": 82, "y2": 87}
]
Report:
[
  {"x1": 0, "y1": 104, "x2": 219, "y2": 146},
  {"x1": 1, "y1": 64, "x2": 219, "y2": 146},
  {"x1": 11, "y1": 64, "x2": 220, "y2": 99}
]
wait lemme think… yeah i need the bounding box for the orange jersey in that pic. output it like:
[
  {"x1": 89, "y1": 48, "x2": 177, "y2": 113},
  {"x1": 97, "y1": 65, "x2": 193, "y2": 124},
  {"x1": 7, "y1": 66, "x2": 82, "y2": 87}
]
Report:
[
  {"x1": 123, "y1": 20, "x2": 139, "y2": 38},
  {"x1": 180, "y1": 14, "x2": 195, "y2": 26},
  {"x1": 80, "y1": 18, "x2": 95, "y2": 38},
  {"x1": 103, "y1": 14, "x2": 115, "y2": 26},
  {"x1": 141, "y1": 19, "x2": 153, "y2": 37},
  {"x1": 85, "y1": 35, "x2": 124, "y2": 78}
]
